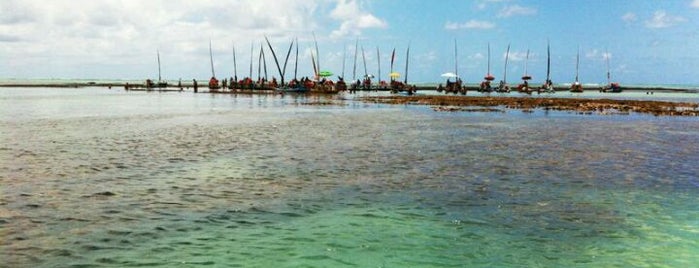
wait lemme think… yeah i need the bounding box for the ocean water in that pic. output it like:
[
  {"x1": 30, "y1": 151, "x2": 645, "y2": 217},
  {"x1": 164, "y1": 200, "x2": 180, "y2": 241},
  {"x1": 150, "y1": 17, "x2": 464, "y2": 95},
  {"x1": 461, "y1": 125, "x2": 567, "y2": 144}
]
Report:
[{"x1": 1, "y1": 87, "x2": 698, "y2": 267}]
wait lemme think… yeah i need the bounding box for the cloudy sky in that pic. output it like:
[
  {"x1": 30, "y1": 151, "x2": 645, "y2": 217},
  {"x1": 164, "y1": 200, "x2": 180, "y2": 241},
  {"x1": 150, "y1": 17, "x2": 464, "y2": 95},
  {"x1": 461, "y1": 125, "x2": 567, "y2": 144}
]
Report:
[{"x1": 2, "y1": 0, "x2": 698, "y2": 85}]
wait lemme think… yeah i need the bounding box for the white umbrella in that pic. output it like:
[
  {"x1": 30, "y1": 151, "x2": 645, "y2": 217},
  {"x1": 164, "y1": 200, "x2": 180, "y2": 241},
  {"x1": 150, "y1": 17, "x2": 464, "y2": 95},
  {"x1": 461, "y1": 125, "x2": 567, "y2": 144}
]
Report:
[{"x1": 441, "y1": 72, "x2": 458, "y2": 78}]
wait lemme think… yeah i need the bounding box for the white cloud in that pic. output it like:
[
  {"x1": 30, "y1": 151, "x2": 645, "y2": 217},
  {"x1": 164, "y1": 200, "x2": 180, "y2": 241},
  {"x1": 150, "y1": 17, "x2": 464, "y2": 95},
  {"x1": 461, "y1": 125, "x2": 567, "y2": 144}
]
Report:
[
  {"x1": 692, "y1": 0, "x2": 699, "y2": 8},
  {"x1": 476, "y1": 0, "x2": 509, "y2": 10},
  {"x1": 584, "y1": 49, "x2": 611, "y2": 61},
  {"x1": 645, "y1": 10, "x2": 686, "y2": 28},
  {"x1": 497, "y1": 5, "x2": 537, "y2": 18},
  {"x1": 329, "y1": 0, "x2": 387, "y2": 39},
  {"x1": 445, "y1": 20, "x2": 496, "y2": 30},
  {"x1": 506, "y1": 51, "x2": 532, "y2": 62},
  {"x1": 469, "y1": 52, "x2": 485, "y2": 60},
  {"x1": 602, "y1": 52, "x2": 611, "y2": 61},
  {"x1": 0, "y1": 0, "x2": 348, "y2": 78},
  {"x1": 621, "y1": 12, "x2": 637, "y2": 22}
]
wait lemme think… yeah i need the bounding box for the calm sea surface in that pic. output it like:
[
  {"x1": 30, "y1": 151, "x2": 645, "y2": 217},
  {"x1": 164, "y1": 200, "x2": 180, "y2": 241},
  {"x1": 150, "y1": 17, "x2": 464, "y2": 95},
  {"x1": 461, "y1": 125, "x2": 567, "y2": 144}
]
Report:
[{"x1": 1, "y1": 88, "x2": 698, "y2": 267}]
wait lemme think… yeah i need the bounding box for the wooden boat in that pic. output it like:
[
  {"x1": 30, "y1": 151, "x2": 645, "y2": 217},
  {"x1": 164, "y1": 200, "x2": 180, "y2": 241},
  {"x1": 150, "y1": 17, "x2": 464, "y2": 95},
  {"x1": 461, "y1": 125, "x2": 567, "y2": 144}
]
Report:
[
  {"x1": 443, "y1": 39, "x2": 463, "y2": 94},
  {"x1": 390, "y1": 44, "x2": 415, "y2": 95},
  {"x1": 145, "y1": 50, "x2": 168, "y2": 89},
  {"x1": 208, "y1": 41, "x2": 221, "y2": 90},
  {"x1": 517, "y1": 49, "x2": 532, "y2": 94},
  {"x1": 570, "y1": 48, "x2": 583, "y2": 93},
  {"x1": 541, "y1": 41, "x2": 555, "y2": 93},
  {"x1": 496, "y1": 44, "x2": 511, "y2": 93},
  {"x1": 480, "y1": 43, "x2": 495, "y2": 93},
  {"x1": 600, "y1": 49, "x2": 622, "y2": 93}
]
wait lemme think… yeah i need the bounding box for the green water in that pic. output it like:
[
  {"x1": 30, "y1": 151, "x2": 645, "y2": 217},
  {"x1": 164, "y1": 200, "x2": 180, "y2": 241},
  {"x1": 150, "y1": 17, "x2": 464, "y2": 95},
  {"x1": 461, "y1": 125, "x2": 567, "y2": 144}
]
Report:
[{"x1": 1, "y1": 88, "x2": 697, "y2": 267}]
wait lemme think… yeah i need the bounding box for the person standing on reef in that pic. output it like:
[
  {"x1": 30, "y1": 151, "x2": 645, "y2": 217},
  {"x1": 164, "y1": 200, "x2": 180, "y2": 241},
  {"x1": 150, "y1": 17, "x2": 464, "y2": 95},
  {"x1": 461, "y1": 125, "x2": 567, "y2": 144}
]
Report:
[{"x1": 193, "y1": 79, "x2": 198, "y2": 93}]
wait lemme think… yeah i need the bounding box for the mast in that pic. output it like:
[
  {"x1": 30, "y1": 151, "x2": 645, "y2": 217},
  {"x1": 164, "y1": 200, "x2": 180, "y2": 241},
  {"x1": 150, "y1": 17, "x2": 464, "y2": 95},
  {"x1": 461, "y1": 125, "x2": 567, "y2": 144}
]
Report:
[
  {"x1": 294, "y1": 37, "x2": 299, "y2": 80},
  {"x1": 311, "y1": 52, "x2": 318, "y2": 78},
  {"x1": 352, "y1": 38, "x2": 358, "y2": 81},
  {"x1": 454, "y1": 39, "x2": 458, "y2": 77},
  {"x1": 523, "y1": 49, "x2": 529, "y2": 77},
  {"x1": 487, "y1": 42, "x2": 491, "y2": 78},
  {"x1": 404, "y1": 43, "x2": 410, "y2": 84},
  {"x1": 376, "y1": 46, "x2": 381, "y2": 83},
  {"x1": 157, "y1": 49, "x2": 162, "y2": 82},
  {"x1": 257, "y1": 44, "x2": 262, "y2": 81},
  {"x1": 313, "y1": 32, "x2": 320, "y2": 78},
  {"x1": 264, "y1": 36, "x2": 284, "y2": 85},
  {"x1": 282, "y1": 38, "x2": 294, "y2": 85},
  {"x1": 341, "y1": 44, "x2": 346, "y2": 79},
  {"x1": 249, "y1": 42, "x2": 253, "y2": 78},
  {"x1": 232, "y1": 45, "x2": 238, "y2": 80},
  {"x1": 575, "y1": 47, "x2": 580, "y2": 83},
  {"x1": 503, "y1": 43, "x2": 510, "y2": 83},
  {"x1": 606, "y1": 48, "x2": 611, "y2": 85},
  {"x1": 262, "y1": 43, "x2": 268, "y2": 81},
  {"x1": 546, "y1": 40, "x2": 551, "y2": 82},
  {"x1": 209, "y1": 40, "x2": 216, "y2": 78},
  {"x1": 361, "y1": 46, "x2": 368, "y2": 78},
  {"x1": 390, "y1": 48, "x2": 395, "y2": 77}
]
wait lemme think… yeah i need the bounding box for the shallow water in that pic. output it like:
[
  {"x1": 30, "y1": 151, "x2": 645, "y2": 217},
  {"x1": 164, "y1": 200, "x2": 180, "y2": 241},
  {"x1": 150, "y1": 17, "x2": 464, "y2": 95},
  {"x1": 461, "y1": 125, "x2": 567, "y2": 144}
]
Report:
[{"x1": 1, "y1": 88, "x2": 698, "y2": 267}]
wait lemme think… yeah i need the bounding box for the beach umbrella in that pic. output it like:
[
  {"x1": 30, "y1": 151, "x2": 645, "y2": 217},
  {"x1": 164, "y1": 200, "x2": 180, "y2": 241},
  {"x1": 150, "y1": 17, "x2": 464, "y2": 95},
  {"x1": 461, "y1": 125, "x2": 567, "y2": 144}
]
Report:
[
  {"x1": 441, "y1": 72, "x2": 458, "y2": 78},
  {"x1": 389, "y1": 72, "x2": 400, "y2": 78},
  {"x1": 364, "y1": 74, "x2": 375, "y2": 79},
  {"x1": 319, "y1": 70, "x2": 333, "y2": 77},
  {"x1": 484, "y1": 74, "x2": 495, "y2": 81}
]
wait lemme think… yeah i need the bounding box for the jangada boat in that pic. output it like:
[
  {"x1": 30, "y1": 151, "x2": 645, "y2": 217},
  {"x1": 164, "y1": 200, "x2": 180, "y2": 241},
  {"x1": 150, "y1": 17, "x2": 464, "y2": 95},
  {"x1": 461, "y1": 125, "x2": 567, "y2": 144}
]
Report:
[
  {"x1": 570, "y1": 48, "x2": 583, "y2": 93},
  {"x1": 208, "y1": 40, "x2": 220, "y2": 90},
  {"x1": 480, "y1": 43, "x2": 496, "y2": 93},
  {"x1": 600, "y1": 49, "x2": 622, "y2": 93},
  {"x1": 540, "y1": 41, "x2": 555, "y2": 93},
  {"x1": 517, "y1": 49, "x2": 532, "y2": 94}
]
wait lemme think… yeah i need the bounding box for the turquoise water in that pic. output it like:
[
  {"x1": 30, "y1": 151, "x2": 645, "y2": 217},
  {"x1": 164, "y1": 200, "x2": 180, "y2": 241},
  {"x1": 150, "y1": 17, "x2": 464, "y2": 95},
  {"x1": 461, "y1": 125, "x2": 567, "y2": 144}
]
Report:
[{"x1": 1, "y1": 88, "x2": 698, "y2": 267}]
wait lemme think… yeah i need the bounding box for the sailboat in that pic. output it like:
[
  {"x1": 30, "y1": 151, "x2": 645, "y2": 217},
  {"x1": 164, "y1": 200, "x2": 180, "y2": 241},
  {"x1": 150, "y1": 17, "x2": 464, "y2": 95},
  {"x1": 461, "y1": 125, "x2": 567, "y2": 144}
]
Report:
[
  {"x1": 390, "y1": 43, "x2": 413, "y2": 95},
  {"x1": 442, "y1": 39, "x2": 463, "y2": 94},
  {"x1": 500, "y1": 44, "x2": 511, "y2": 93},
  {"x1": 208, "y1": 40, "x2": 220, "y2": 90},
  {"x1": 542, "y1": 41, "x2": 555, "y2": 93},
  {"x1": 570, "y1": 47, "x2": 583, "y2": 93},
  {"x1": 517, "y1": 49, "x2": 532, "y2": 94},
  {"x1": 480, "y1": 43, "x2": 495, "y2": 92},
  {"x1": 601, "y1": 49, "x2": 621, "y2": 93},
  {"x1": 145, "y1": 50, "x2": 168, "y2": 89}
]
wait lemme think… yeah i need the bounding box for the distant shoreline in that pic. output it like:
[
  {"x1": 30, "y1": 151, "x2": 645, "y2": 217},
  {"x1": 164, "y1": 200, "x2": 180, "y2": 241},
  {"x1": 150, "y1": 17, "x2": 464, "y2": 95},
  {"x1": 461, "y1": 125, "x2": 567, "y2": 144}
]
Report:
[{"x1": 0, "y1": 81, "x2": 697, "y2": 93}]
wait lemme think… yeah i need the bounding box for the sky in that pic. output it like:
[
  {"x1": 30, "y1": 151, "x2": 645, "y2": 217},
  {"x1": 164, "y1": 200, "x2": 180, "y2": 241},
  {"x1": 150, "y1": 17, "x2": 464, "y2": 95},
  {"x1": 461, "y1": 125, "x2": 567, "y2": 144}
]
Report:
[{"x1": 1, "y1": 0, "x2": 699, "y2": 85}]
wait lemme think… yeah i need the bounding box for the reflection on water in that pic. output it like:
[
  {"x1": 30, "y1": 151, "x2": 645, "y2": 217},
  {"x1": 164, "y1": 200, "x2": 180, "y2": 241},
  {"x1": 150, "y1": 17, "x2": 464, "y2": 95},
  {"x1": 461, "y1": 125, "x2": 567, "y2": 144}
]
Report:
[{"x1": 1, "y1": 88, "x2": 698, "y2": 267}]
